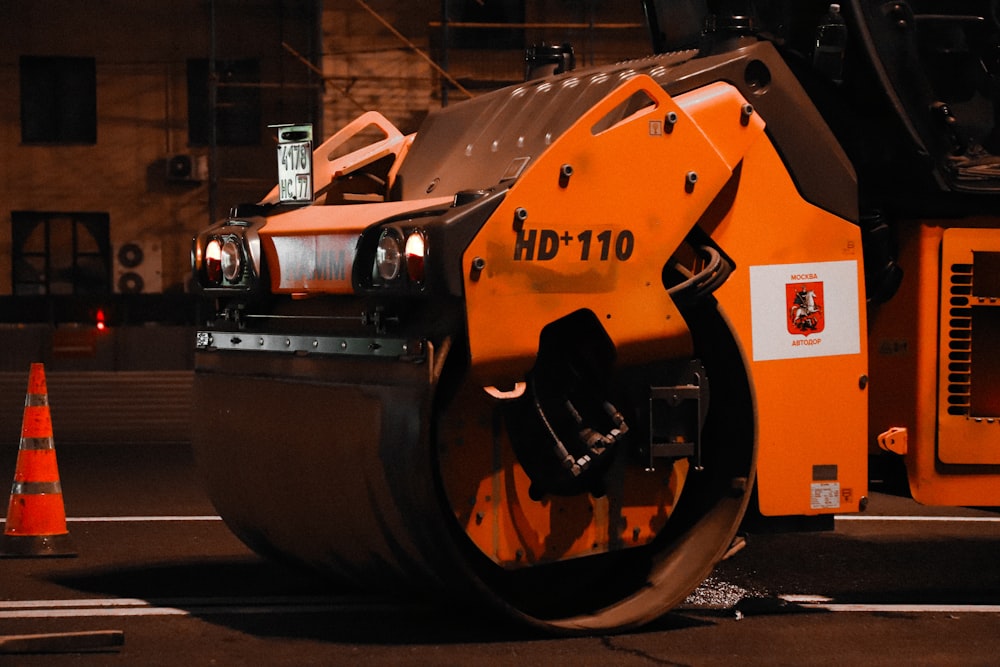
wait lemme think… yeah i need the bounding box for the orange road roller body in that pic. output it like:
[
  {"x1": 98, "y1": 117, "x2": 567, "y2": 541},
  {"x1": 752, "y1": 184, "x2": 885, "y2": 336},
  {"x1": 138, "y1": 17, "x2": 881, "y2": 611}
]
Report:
[{"x1": 191, "y1": 2, "x2": 1000, "y2": 632}]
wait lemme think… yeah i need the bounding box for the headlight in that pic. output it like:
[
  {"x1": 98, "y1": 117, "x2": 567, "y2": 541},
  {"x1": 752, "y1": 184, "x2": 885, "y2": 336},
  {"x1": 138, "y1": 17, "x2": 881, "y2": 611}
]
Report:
[
  {"x1": 221, "y1": 238, "x2": 242, "y2": 281},
  {"x1": 205, "y1": 238, "x2": 223, "y2": 285},
  {"x1": 360, "y1": 222, "x2": 434, "y2": 291},
  {"x1": 192, "y1": 219, "x2": 262, "y2": 294},
  {"x1": 376, "y1": 229, "x2": 402, "y2": 281},
  {"x1": 404, "y1": 231, "x2": 426, "y2": 283}
]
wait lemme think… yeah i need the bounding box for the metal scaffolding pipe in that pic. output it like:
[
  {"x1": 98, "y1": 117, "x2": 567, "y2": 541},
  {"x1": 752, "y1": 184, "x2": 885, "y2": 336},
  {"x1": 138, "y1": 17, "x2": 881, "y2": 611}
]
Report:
[{"x1": 355, "y1": 0, "x2": 474, "y2": 100}]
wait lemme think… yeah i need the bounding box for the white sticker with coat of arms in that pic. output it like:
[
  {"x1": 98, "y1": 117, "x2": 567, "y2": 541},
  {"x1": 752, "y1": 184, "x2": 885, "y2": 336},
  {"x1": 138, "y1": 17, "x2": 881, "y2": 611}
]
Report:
[{"x1": 749, "y1": 260, "x2": 860, "y2": 361}]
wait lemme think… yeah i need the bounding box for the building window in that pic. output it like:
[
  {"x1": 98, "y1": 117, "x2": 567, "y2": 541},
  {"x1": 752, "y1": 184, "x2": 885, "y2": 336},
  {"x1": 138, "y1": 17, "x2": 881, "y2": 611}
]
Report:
[
  {"x1": 19, "y1": 56, "x2": 97, "y2": 144},
  {"x1": 12, "y1": 212, "x2": 111, "y2": 296},
  {"x1": 187, "y1": 59, "x2": 261, "y2": 146}
]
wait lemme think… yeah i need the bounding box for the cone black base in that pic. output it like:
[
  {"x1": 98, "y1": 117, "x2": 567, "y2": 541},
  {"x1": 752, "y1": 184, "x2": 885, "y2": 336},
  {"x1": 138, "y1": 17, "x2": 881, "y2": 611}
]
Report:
[{"x1": 0, "y1": 532, "x2": 76, "y2": 558}]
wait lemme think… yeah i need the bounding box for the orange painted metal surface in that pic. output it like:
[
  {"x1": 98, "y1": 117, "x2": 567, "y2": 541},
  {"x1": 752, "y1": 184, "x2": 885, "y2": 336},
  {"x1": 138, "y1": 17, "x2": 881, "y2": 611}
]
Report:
[
  {"x1": 255, "y1": 109, "x2": 448, "y2": 295},
  {"x1": 936, "y1": 227, "x2": 1000, "y2": 466},
  {"x1": 869, "y1": 220, "x2": 1000, "y2": 506},
  {"x1": 439, "y1": 77, "x2": 771, "y2": 563},
  {"x1": 455, "y1": 73, "x2": 867, "y2": 529},
  {"x1": 463, "y1": 76, "x2": 766, "y2": 386},
  {"x1": 437, "y1": 374, "x2": 689, "y2": 567},
  {"x1": 259, "y1": 198, "x2": 452, "y2": 294},
  {"x1": 260, "y1": 111, "x2": 411, "y2": 206},
  {"x1": 702, "y1": 136, "x2": 869, "y2": 517}
]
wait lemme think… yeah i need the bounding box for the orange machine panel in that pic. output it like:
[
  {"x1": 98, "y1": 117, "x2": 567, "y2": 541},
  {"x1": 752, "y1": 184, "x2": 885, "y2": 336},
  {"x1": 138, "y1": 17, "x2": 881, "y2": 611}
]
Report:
[
  {"x1": 436, "y1": 374, "x2": 690, "y2": 567},
  {"x1": 463, "y1": 76, "x2": 766, "y2": 385},
  {"x1": 937, "y1": 227, "x2": 1000, "y2": 466},
  {"x1": 259, "y1": 197, "x2": 452, "y2": 294},
  {"x1": 870, "y1": 221, "x2": 1000, "y2": 506},
  {"x1": 707, "y1": 136, "x2": 869, "y2": 517}
]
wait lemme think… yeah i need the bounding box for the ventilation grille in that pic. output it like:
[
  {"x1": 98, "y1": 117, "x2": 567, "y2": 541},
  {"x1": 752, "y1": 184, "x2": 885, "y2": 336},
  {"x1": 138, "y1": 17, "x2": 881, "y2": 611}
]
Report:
[
  {"x1": 945, "y1": 250, "x2": 1000, "y2": 419},
  {"x1": 937, "y1": 231, "x2": 1000, "y2": 466},
  {"x1": 946, "y1": 263, "x2": 972, "y2": 417}
]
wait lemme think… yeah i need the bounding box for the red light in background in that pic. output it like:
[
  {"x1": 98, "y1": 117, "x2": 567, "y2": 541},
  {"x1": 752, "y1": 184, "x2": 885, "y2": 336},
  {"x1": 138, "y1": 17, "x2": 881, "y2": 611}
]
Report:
[{"x1": 96, "y1": 308, "x2": 107, "y2": 331}]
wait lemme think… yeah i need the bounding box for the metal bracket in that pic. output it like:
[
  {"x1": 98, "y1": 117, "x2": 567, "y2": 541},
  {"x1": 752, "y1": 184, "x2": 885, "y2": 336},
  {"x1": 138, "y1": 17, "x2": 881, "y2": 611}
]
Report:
[
  {"x1": 195, "y1": 330, "x2": 423, "y2": 360},
  {"x1": 648, "y1": 367, "x2": 706, "y2": 470},
  {"x1": 877, "y1": 426, "x2": 908, "y2": 456}
]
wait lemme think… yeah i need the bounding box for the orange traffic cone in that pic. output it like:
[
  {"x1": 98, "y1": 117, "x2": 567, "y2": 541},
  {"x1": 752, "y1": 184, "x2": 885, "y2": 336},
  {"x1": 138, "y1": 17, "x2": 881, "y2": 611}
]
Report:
[{"x1": 1, "y1": 363, "x2": 75, "y2": 557}]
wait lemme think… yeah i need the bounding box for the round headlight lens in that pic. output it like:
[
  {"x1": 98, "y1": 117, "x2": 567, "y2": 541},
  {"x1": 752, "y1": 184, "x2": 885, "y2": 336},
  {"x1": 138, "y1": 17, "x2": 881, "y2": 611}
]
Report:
[
  {"x1": 376, "y1": 230, "x2": 402, "y2": 281},
  {"x1": 221, "y1": 238, "x2": 242, "y2": 282},
  {"x1": 205, "y1": 238, "x2": 223, "y2": 284},
  {"x1": 404, "y1": 231, "x2": 426, "y2": 283}
]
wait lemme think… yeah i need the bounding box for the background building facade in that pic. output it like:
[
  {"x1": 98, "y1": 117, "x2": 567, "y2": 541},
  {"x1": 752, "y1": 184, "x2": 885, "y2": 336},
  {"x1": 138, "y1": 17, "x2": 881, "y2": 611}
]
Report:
[{"x1": 0, "y1": 0, "x2": 656, "y2": 440}]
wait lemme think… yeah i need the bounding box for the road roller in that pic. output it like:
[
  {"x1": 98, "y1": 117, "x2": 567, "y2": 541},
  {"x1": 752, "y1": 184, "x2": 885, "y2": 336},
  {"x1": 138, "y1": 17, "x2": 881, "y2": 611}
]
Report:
[{"x1": 191, "y1": 1, "x2": 1000, "y2": 632}]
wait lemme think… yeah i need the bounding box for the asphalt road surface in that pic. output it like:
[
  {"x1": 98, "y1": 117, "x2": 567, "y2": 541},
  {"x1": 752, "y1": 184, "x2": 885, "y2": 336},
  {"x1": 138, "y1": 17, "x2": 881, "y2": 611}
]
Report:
[{"x1": 2, "y1": 442, "x2": 1000, "y2": 666}]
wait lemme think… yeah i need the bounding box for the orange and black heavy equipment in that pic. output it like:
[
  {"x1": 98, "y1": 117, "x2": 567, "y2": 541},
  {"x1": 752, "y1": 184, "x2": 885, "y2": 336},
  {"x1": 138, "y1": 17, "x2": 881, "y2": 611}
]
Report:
[{"x1": 190, "y1": 1, "x2": 1000, "y2": 632}]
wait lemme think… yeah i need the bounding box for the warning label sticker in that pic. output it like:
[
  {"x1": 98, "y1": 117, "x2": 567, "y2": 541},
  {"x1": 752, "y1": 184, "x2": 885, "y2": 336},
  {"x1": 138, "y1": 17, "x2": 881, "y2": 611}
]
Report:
[
  {"x1": 811, "y1": 482, "x2": 841, "y2": 510},
  {"x1": 749, "y1": 260, "x2": 860, "y2": 361}
]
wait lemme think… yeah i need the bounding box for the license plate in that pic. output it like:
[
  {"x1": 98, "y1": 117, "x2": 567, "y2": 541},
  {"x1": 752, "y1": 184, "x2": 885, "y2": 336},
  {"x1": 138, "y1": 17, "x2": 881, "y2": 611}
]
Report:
[{"x1": 274, "y1": 124, "x2": 313, "y2": 203}]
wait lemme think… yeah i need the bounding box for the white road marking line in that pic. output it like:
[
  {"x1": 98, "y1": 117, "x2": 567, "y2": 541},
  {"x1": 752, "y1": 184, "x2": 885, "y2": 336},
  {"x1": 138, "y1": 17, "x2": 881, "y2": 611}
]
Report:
[
  {"x1": 0, "y1": 516, "x2": 223, "y2": 524},
  {"x1": 0, "y1": 597, "x2": 332, "y2": 609},
  {"x1": 780, "y1": 594, "x2": 834, "y2": 603},
  {"x1": 836, "y1": 515, "x2": 1000, "y2": 522},
  {"x1": 0, "y1": 596, "x2": 402, "y2": 619},
  {"x1": 67, "y1": 516, "x2": 223, "y2": 522},
  {"x1": 777, "y1": 596, "x2": 1000, "y2": 613},
  {"x1": 4, "y1": 514, "x2": 997, "y2": 524}
]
